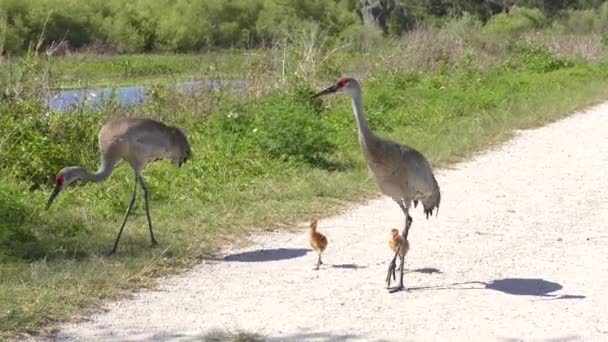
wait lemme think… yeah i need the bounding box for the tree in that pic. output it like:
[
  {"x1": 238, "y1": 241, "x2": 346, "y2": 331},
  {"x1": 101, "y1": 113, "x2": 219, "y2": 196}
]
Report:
[{"x1": 358, "y1": 0, "x2": 409, "y2": 34}]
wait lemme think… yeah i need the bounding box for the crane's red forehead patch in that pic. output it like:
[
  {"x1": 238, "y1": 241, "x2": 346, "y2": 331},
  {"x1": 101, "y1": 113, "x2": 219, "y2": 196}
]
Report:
[
  {"x1": 335, "y1": 76, "x2": 350, "y2": 86},
  {"x1": 55, "y1": 174, "x2": 64, "y2": 185},
  {"x1": 391, "y1": 228, "x2": 399, "y2": 235}
]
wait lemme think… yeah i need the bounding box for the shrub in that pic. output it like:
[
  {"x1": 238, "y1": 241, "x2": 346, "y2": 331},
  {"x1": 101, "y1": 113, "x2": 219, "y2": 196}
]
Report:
[
  {"x1": 556, "y1": 2, "x2": 608, "y2": 34},
  {"x1": 0, "y1": 182, "x2": 88, "y2": 261},
  {"x1": 509, "y1": 41, "x2": 572, "y2": 73},
  {"x1": 0, "y1": 0, "x2": 362, "y2": 54},
  {"x1": 0, "y1": 102, "x2": 101, "y2": 187},
  {"x1": 484, "y1": 7, "x2": 549, "y2": 35},
  {"x1": 206, "y1": 84, "x2": 335, "y2": 167}
]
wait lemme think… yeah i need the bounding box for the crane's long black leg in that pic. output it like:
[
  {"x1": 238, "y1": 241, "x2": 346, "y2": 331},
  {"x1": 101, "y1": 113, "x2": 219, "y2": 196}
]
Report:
[
  {"x1": 315, "y1": 253, "x2": 322, "y2": 270},
  {"x1": 396, "y1": 201, "x2": 412, "y2": 270},
  {"x1": 138, "y1": 175, "x2": 158, "y2": 246},
  {"x1": 111, "y1": 178, "x2": 138, "y2": 254},
  {"x1": 387, "y1": 200, "x2": 412, "y2": 293},
  {"x1": 398, "y1": 201, "x2": 413, "y2": 239},
  {"x1": 385, "y1": 201, "x2": 410, "y2": 281}
]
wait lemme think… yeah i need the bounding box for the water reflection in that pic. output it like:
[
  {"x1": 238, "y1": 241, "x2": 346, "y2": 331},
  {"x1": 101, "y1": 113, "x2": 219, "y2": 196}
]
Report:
[{"x1": 47, "y1": 79, "x2": 245, "y2": 111}]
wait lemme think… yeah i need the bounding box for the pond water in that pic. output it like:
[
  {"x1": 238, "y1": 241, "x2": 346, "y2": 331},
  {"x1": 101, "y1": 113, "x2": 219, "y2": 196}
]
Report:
[{"x1": 47, "y1": 79, "x2": 245, "y2": 111}]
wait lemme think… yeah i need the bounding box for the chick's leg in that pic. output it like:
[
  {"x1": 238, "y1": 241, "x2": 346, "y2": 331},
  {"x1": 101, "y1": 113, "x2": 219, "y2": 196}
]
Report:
[
  {"x1": 389, "y1": 253, "x2": 406, "y2": 293},
  {"x1": 389, "y1": 226, "x2": 411, "y2": 292},
  {"x1": 315, "y1": 253, "x2": 322, "y2": 270},
  {"x1": 386, "y1": 250, "x2": 399, "y2": 287}
]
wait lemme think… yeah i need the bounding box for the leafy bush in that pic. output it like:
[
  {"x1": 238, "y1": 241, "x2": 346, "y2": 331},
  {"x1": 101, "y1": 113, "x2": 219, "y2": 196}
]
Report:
[
  {"x1": 207, "y1": 85, "x2": 335, "y2": 167},
  {"x1": 484, "y1": 7, "x2": 549, "y2": 35},
  {"x1": 0, "y1": 182, "x2": 88, "y2": 261},
  {"x1": 555, "y1": 2, "x2": 608, "y2": 34},
  {"x1": 0, "y1": 102, "x2": 101, "y2": 187},
  {"x1": 0, "y1": 0, "x2": 361, "y2": 54},
  {"x1": 509, "y1": 41, "x2": 572, "y2": 73}
]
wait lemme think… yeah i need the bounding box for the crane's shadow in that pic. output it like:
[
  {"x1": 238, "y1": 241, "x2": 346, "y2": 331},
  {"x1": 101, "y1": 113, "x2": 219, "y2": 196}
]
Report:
[
  {"x1": 409, "y1": 278, "x2": 586, "y2": 300},
  {"x1": 409, "y1": 267, "x2": 442, "y2": 274},
  {"x1": 221, "y1": 248, "x2": 310, "y2": 262},
  {"x1": 217, "y1": 248, "x2": 366, "y2": 269},
  {"x1": 331, "y1": 263, "x2": 367, "y2": 270}
]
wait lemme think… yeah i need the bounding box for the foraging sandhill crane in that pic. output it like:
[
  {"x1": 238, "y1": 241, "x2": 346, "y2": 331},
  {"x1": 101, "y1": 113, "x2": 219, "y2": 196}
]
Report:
[
  {"x1": 308, "y1": 217, "x2": 328, "y2": 270},
  {"x1": 312, "y1": 76, "x2": 440, "y2": 293},
  {"x1": 45, "y1": 117, "x2": 191, "y2": 254}
]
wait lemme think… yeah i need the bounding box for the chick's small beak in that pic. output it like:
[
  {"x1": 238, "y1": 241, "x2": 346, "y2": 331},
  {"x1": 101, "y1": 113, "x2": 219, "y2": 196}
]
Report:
[
  {"x1": 46, "y1": 184, "x2": 61, "y2": 210},
  {"x1": 310, "y1": 84, "x2": 340, "y2": 99}
]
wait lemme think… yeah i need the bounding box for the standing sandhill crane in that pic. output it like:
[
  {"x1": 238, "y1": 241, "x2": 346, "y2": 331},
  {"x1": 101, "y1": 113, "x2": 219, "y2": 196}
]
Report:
[
  {"x1": 45, "y1": 117, "x2": 192, "y2": 254},
  {"x1": 311, "y1": 76, "x2": 440, "y2": 293}
]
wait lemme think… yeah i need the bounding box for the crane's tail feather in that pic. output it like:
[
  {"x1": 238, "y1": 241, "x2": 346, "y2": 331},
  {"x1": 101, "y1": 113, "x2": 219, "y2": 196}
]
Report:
[
  {"x1": 424, "y1": 205, "x2": 439, "y2": 219},
  {"x1": 423, "y1": 187, "x2": 440, "y2": 220}
]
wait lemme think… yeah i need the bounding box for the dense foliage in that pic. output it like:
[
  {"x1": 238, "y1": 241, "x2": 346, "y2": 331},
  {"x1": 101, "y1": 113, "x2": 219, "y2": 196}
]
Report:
[
  {"x1": 2, "y1": 0, "x2": 608, "y2": 54},
  {"x1": 0, "y1": 0, "x2": 359, "y2": 54}
]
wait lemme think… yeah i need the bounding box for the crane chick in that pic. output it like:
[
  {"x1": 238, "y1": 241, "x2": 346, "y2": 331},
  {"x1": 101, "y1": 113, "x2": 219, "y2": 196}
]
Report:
[
  {"x1": 387, "y1": 228, "x2": 410, "y2": 287},
  {"x1": 309, "y1": 217, "x2": 328, "y2": 270}
]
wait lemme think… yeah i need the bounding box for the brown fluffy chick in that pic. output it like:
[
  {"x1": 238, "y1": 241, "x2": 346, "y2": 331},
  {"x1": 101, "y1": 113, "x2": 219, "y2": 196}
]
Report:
[
  {"x1": 389, "y1": 228, "x2": 410, "y2": 257},
  {"x1": 387, "y1": 228, "x2": 410, "y2": 286},
  {"x1": 309, "y1": 217, "x2": 328, "y2": 270}
]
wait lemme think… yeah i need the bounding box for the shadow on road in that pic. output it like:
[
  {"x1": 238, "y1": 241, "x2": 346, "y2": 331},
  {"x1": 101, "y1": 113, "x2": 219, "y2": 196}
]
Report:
[
  {"x1": 409, "y1": 278, "x2": 586, "y2": 299},
  {"x1": 267, "y1": 331, "x2": 366, "y2": 342},
  {"x1": 85, "y1": 328, "x2": 368, "y2": 342},
  {"x1": 409, "y1": 267, "x2": 442, "y2": 274},
  {"x1": 222, "y1": 248, "x2": 310, "y2": 262},
  {"x1": 498, "y1": 334, "x2": 581, "y2": 342},
  {"x1": 331, "y1": 263, "x2": 367, "y2": 269}
]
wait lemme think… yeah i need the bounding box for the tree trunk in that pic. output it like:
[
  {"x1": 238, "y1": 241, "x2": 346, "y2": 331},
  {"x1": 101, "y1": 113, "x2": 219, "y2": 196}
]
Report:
[{"x1": 358, "y1": 0, "x2": 406, "y2": 35}]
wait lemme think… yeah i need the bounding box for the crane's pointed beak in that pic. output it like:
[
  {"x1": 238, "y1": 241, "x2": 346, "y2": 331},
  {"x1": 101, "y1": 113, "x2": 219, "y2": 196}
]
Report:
[
  {"x1": 46, "y1": 184, "x2": 62, "y2": 210},
  {"x1": 310, "y1": 84, "x2": 339, "y2": 99}
]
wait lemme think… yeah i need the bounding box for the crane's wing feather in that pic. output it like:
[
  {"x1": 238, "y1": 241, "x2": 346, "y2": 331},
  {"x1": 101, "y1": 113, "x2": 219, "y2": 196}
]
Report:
[{"x1": 396, "y1": 143, "x2": 441, "y2": 218}]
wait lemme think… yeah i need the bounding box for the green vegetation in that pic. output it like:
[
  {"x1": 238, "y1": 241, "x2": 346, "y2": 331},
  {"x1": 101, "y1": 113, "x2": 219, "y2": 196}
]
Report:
[
  {"x1": 46, "y1": 53, "x2": 260, "y2": 88},
  {"x1": 0, "y1": 52, "x2": 263, "y2": 89},
  {"x1": 3, "y1": 9, "x2": 608, "y2": 341},
  {"x1": 2, "y1": 0, "x2": 608, "y2": 55},
  {"x1": 0, "y1": 0, "x2": 360, "y2": 54}
]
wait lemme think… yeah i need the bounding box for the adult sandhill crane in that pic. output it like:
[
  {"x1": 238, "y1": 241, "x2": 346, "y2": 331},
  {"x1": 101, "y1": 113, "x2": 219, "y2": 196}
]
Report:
[
  {"x1": 311, "y1": 76, "x2": 440, "y2": 293},
  {"x1": 45, "y1": 117, "x2": 192, "y2": 254}
]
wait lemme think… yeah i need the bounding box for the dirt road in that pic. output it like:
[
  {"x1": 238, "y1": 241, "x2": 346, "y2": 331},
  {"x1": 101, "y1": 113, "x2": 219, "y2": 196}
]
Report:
[{"x1": 50, "y1": 103, "x2": 608, "y2": 341}]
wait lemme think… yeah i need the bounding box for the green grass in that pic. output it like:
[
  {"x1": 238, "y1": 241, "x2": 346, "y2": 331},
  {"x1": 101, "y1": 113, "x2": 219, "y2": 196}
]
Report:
[
  {"x1": 1, "y1": 52, "x2": 262, "y2": 89},
  {"x1": 4, "y1": 43, "x2": 608, "y2": 339}
]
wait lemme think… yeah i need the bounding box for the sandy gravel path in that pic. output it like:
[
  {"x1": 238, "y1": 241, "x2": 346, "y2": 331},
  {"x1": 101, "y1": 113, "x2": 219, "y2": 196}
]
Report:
[{"x1": 48, "y1": 103, "x2": 608, "y2": 341}]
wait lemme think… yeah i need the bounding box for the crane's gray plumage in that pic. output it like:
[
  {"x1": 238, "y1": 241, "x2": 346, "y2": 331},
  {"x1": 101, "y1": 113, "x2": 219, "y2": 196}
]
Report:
[
  {"x1": 312, "y1": 76, "x2": 440, "y2": 292},
  {"x1": 46, "y1": 117, "x2": 191, "y2": 253}
]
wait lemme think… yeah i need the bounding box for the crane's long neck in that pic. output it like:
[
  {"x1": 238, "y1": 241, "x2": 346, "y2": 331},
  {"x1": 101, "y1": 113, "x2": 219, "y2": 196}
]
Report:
[
  {"x1": 350, "y1": 92, "x2": 377, "y2": 153},
  {"x1": 79, "y1": 157, "x2": 116, "y2": 182}
]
